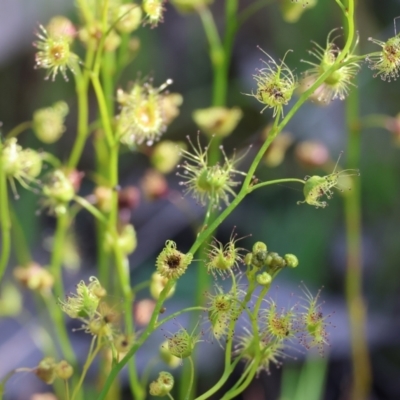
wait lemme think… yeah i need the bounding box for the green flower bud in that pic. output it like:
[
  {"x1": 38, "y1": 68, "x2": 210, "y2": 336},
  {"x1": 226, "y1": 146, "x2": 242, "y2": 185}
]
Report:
[
  {"x1": 251, "y1": 241, "x2": 268, "y2": 268},
  {"x1": 117, "y1": 224, "x2": 137, "y2": 256},
  {"x1": 284, "y1": 254, "x2": 299, "y2": 268},
  {"x1": 244, "y1": 253, "x2": 253, "y2": 266},
  {"x1": 55, "y1": 360, "x2": 73, "y2": 380},
  {"x1": 35, "y1": 357, "x2": 57, "y2": 384},
  {"x1": 280, "y1": 0, "x2": 317, "y2": 23},
  {"x1": 114, "y1": 4, "x2": 142, "y2": 34},
  {"x1": 150, "y1": 272, "x2": 176, "y2": 300},
  {"x1": 193, "y1": 107, "x2": 243, "y2": 138},
  {"x1": 159, "y1": 340, "x2": 180, "y2": 368},
  {"x1": 114, "y1": 333, "x2": 134, "y2": 353},
  {"x1": 42, "y1": 169, "x2": 75, "y2": 215},
  {"x1": 256, "y1": 272, "x2": 272, "y2": 287},
  {"x1": 149, "y1": 371, "x2": 174, "y2": 397},
  {"x1": 151, "y1": 140, "x2": 185, "y2": 174},
  {"x1": 33, "y1": 101, "x2": 69, "y2": 143},
  {"x1": 46, "y1": 16, "x2": 76, "y2": 43}
]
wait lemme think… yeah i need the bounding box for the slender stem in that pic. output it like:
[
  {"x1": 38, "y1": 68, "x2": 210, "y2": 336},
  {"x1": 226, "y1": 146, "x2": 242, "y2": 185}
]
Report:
[
  {"x1": 49, "y1": 212, "x2": 69, "y2": 298},
  {"x1": 68, "y1": 46, "x2": 94, "y2": 169},
  {"x1": 65, "y1": 380, "x2": 71, "y2": 400},
  {"x1": 10, "y1": 204, "x2": 31, "y2": 266},
  {"x1": 185, "y1": 357, "x2": 195, "y2": 400},
  {"x1": 167, "y1": 394, "x2": 175, "y2": 400},
  {"x1": 248, "y1": 178, "x2": 305, "y2": 193},
  {"x1": 74, "y1": 196, "x2": 108, "y2": 224},
  {"x1": 156, "y1": 307, "x2": 207, "y2": 329},
  {"x1": 71, "y1": 337, "x2": 102, "y2": 400},
  {"x1": 96, "y1": 280, "x2": 176, "y2": 400},
  {"x1": 131, "y1": 280, "x2": 151, "y2": 294},
  {"x1": 6, "y1": 121, "x2": 32, "y2": 138},
  {"x1": 0, "y1": 143, "x2": 11, "y2": 282},
  {"x1": 91, "y1": 74, "x2": 114, "y2": 148},
  {"x1": 342, "y1": 2, "x2": 371, "y2": 399}
]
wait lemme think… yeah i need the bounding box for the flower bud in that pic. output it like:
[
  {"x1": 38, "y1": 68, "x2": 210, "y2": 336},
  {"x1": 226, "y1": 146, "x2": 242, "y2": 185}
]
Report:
[
  {"x1": 251, "y1": 241, "x2": 268, "y2": 268},
  {"x1": 42, "y1": 169, "x2": 75, "y2": 215},
  {"x1": 46, "y1": 16, "x2": 76, "y2": 43},
  {"x1": 151, "y1": 141, "x2": 185, "y2": 174},
  {"x1": 114, "y1": 4, "x2": 142, "y2": 34},
  {"x1": 117, "y1": 224, "x2": 138, "y2": 256},
  {"x1": 256, "y1": 272, "x2": 272, "y2": 287},
  {"x1": 193, "y1": 107, "x2": 242, "y2": 138},
  {"x1": 284, "y1": 254, "x2": 299, "y2": 268},
  {"x1": 35, "y1": 357, "x2": 57, "y2": 384},
  {"x1": 295, "y1": 141, "x2": 330, "y2": 169},
  {"x1": 280, "y1": 0, "x2": 317, "y2": 23},
  {"x1": 55, "y1": 360, "x2": 73, "y2": 380},
  {"x1": 14, "y1": 262, "x2": 54, "y2": 292},
  {"x1": 94, "y1": 186, "x2": 113, "y2": 213},
  {"x1": 159, "y1": 340, "x2": 180, "y2": 368},
  {"x1": 149, "y1": 371, "x2": 174, "y2": 397},
  {"x1": 244, "y1": 253, "x2": 253, "y2": 266},
  {"x1": 134, "y1": 299, "x2": 156, "y2": 325},
  {"x1": 150, "y1": 272, "x2": 176, "y2": 300},
  {"x1": 33, "y1": 101, "x2": 69, "y2": 143},
  {"x1": 141, "y1": 169, "x2": 169, "y2": 199},
  {"x1": 161, "y1": 93, "x2": 183, "y2": 125},
  {"x1": 262, "y1": 130, "x2": 293, "y2": 168}
]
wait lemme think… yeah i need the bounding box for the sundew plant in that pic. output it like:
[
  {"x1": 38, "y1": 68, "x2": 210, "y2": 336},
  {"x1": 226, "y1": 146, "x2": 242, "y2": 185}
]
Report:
[{"x1": 0, "y1": 0, "x2": 397, "y2": 399}]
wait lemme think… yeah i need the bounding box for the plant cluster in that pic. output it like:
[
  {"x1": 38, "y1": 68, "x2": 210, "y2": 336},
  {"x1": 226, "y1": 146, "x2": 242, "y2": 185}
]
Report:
[{"x1": 0, "y1": 0, "x2": 397, "y2": 399}]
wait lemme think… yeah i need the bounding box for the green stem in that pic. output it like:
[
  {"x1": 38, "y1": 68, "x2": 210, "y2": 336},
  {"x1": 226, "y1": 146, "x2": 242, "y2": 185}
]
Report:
[
  {"x1": 6, "y1": 121, "x2": 32, "y2": 138},
  {"x1": 96, "y1": 280, "x2": 175, "y2": 400},
  {"x1": 68, "y1": 46, "x2": 94, "y2": 169},
  {"x1": 10, "y1": 205, "x2": 31, "y2": 266},
  {"x1": 49, "y1": 212, "x2": 69, "y2": 298},
  {"x1": 71, "y1": 336, "x2": 102, "y2": 400},
  {"x1": 185, "y1": 356, "x2": 195, "y2": 400},
  {"x1": 156, "y1": 307, "x2": 207, "y2": 329},
  {"x1": 249, "y1": 178, "x2": 305, "y2": 193},
  {"x1": 0, "y1": 143, "x2": 11, "y2": 282}
]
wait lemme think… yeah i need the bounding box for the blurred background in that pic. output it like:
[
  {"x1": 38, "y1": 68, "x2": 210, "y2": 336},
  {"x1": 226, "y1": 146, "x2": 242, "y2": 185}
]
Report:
[{"x1": 1, "y1": 0, "x2": 400, "y2": 399}]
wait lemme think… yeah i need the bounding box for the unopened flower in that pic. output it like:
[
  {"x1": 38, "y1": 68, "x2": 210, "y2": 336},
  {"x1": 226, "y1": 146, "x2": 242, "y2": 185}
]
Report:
[
  {"x1": 193, "y1": 107, "x2": 243, "y2": 138},
  {"x1": 55, "y1": 360, "x2": 73, "y2": 380},
  {"x1": 368, "y1": 34, "x2": 400, "y2": 81},
  {"x1": 106, "y1": 223, "x2": 137, "y2": 256},
  {"x1": 149, "y1": 371, "x2": 174, "y2": 397},
  {"x1": 262, "y1": 127, "x2": 293, "y2": 167},
  {"x1": 34, "y1": 25, "x2": 79, "y2": 81},
  {"x1": 46, "y1": 16, "x2": 76, "y2": 43},
  {"x1": 114, "y1": 4, "x2": 142, "y2": 34},
  {"x1": 143, "y1": 0, "x2": 165, "y2": 27},
  {"x1": 156, "y1": 240, "x2": 193, "y2": 280},
  {"x1": 150, "y1": 271, "x2": 176, "y2": 300},
  {"x1": 14, "y1": 262, "x2": 54, "y2": 293},
  {"x1": 295, "y1": 141, "x2": 330, "y2": 168},
  {"x1": 300, "y1": 30, "x2": 360, "y2": 104},
  {"x1": 248, "y1": 48, "x2": 297, "y2": 116},
  {"x1": 33, "y1": 101, "x2": 69, "y2": 143},
  {"x1": 161, "y1": 93, "x2": 183, "y2": 125},
  {"x1": 1, "y1": 138, "x2": 42, "y2": 197},
  {"x1": 0, "y1": 283, "x2": 22, "y2": 317},
  {"x1": 116, "y1": 79, "x2": 173, "y2": 147},
  {"x1": 42, "y1": 169, "x2": 76, "y2": 215},
  {"x1": 35, "y1": 357, "x2": 57, "y2": 384},
  {"x1": 160, "y1": 340, "x2": 181, "y2": 368},
  {"x1": 113, "y1": 333, "x2": 135, "y2": 353},
  {"x1": 177, "y1": 135, "x2": 247, "y2": 207},
  {"x1": 141, "y1": 169, "x2": 169, "y2": 199},
  {"x1": 151, "y1": 141, "x2": 185, "y2": 174}
]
